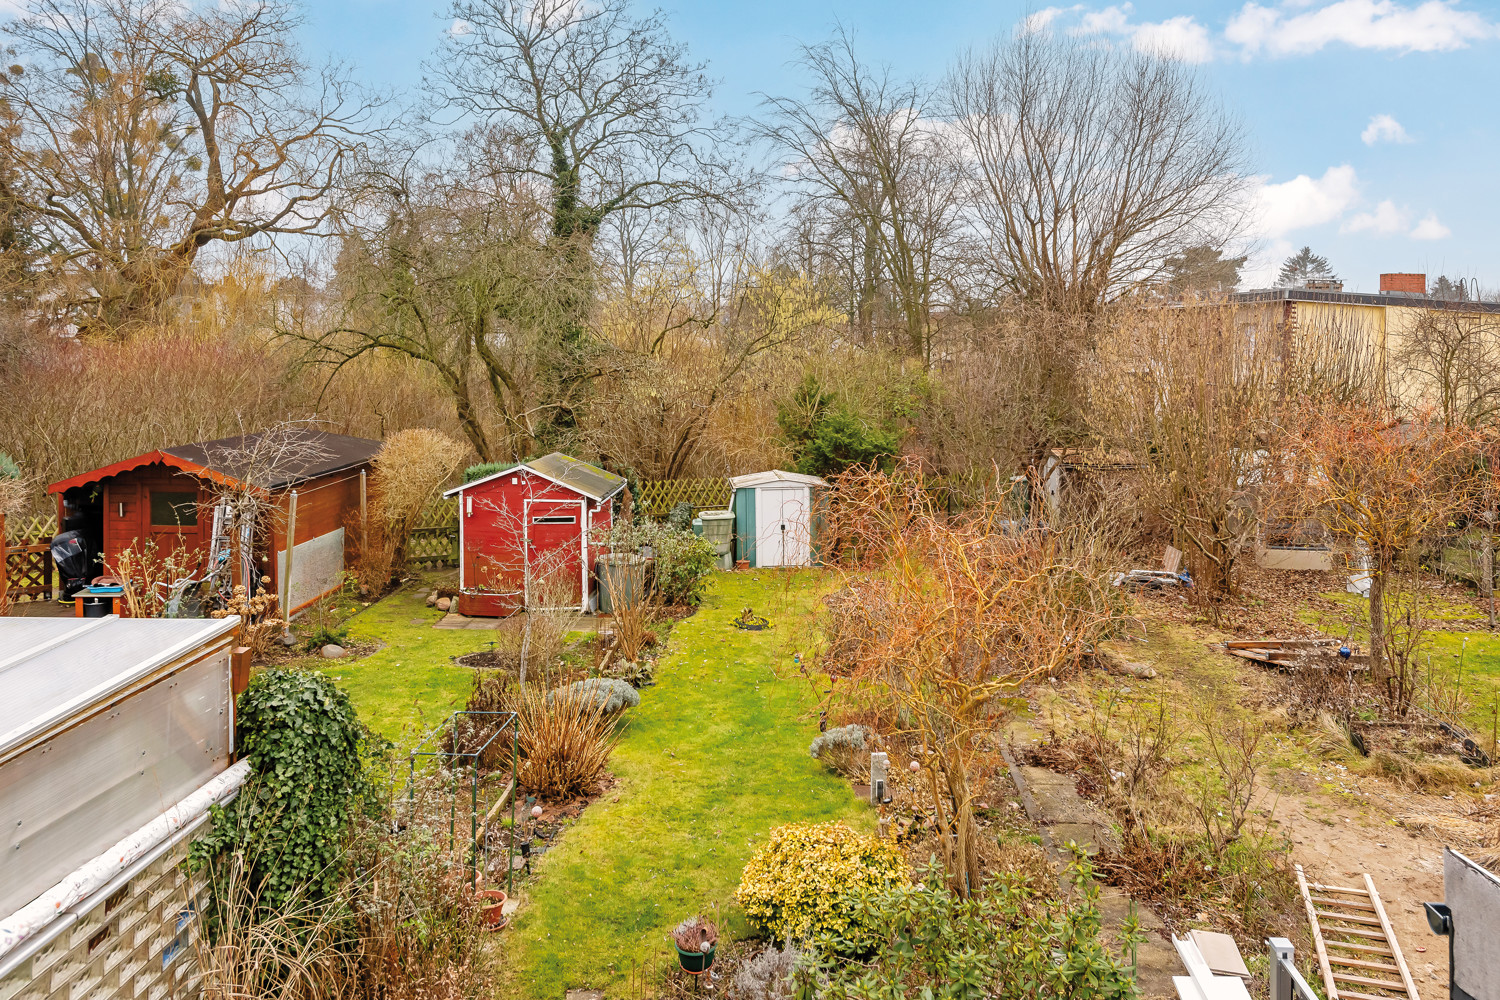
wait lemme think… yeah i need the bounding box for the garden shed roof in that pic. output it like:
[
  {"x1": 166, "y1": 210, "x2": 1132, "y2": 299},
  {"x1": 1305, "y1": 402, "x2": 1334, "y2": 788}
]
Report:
[
  {"x1": 445, "y1": 452, "x2": 626, "y2": 502},
  {"x1": 0, "y1": 616, "x2": 240, "y2": 756},
  {"x1": 48, "y1": 430, "x2": 380, "y2": 495},
  {"x1": 729, "y1": 470, "x2": 828, "y2": 489}
]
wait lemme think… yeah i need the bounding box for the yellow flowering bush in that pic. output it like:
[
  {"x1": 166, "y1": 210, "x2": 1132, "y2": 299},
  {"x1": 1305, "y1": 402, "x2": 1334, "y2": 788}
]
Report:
[{"x1": 735, "y1": 821, "x2": 909, "y2": 952}]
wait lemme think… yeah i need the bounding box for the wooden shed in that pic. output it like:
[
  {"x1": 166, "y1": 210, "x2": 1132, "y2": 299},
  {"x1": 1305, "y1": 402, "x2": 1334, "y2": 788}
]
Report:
[
  {"x1": 47, "y1": 430, "x2": 379, "y2": 614},
  {"x1": 444, "y1": 453, "x2": 626, "y2": 617},
  {"x1": 730, "y1": 470, "x2": 827, "y2": 568}
]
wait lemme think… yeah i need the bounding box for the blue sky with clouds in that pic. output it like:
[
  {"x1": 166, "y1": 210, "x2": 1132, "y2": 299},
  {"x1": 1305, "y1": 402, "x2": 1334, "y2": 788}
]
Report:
[{"x1": 300, "y1": 0, "x2": 1500, "y2": 292}]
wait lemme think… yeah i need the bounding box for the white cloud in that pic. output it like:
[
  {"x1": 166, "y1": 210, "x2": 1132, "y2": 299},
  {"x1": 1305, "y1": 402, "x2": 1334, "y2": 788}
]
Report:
[
  {"x1": 1072, "y1": 4, "x2": 1217, "y2": 62},
  {"x1": 1361, "y1": 114, "x2": 1412, "y2": 145},
  {"x1": 1249, "y1": 164, "x2": 1360, "y2": 238},
  {"x1": 1130, "y1": 16, "x2": 1217, "y2": 62},
  {"x1": 1342, "y1": 199, "x2": 1411, "y2": 234},
  {"x1": 1020, "y1": 7, "x2": 1071, "y2": 35},
  {"x1": 1410, "y1": 213, "x2": 1452, "y2": 239},
  {"x1": 1226, "y1": 1, "x2": 1497, "y2": 58},
  {"x1": 449, "y1": 18, "x2": 472, "y2": 36}
]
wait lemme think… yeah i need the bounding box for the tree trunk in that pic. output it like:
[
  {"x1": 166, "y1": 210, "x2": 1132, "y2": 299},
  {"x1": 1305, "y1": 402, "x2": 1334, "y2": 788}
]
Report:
[
  {"x1": 1369, "y1": 562, "x2": 1387, "y2": 703},
  {"x1": 1483, "y1": 512, "x2": 1496, "y2": 630}
]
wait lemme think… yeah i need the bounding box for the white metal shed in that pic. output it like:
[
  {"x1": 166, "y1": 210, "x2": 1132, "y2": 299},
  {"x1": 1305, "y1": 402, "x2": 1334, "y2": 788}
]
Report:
[
  {"x1": 730, "y1": 470, "x2": 828, "y2": 568},
  {"x1": 0, "y1": 615, "x2": 244, "y2": 1000}
]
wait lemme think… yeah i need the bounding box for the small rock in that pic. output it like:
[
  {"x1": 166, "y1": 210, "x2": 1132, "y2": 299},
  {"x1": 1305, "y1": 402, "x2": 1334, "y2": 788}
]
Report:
[
  {"x1": 322, "y1": 644, "x2": 346, "y2": 659},
  {"x1": 436, "y1": 597, "x2": 451, "y2": 611},
  {"x1": 426, "y1": 592, "x2": 438, "y2": 607}
]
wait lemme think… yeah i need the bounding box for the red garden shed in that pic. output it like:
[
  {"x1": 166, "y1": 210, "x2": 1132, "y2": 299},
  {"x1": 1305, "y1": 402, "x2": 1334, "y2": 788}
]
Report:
[
  {"x1": 444, "y1": 453, "x2": 626, "y2": 617},
  {"x1": 47, "y1": 429, "x2": 379, "y2": 614}
]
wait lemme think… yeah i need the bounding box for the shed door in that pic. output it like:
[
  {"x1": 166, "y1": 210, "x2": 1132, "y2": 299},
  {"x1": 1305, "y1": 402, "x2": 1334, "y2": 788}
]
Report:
[
  {"x1": 524, "y1": 499, "x2": 585, "y2": 608},
  {"x1": 755, "y1": 487, "x2": 810, "y2": 567}
]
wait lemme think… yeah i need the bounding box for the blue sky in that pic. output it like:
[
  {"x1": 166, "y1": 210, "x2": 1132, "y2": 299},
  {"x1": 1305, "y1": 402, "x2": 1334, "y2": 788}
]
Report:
[{"x1": 299, "y1": 0, "x2": 1500, "y2": 292}]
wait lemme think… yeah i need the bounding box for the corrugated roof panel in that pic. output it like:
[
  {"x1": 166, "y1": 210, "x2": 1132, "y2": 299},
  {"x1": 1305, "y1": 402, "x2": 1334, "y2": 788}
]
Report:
[
  {"x1": 0, "y1": 617, "x2": 239, "y2": 753},
  {"x1": 527, "y1": 453, "x2": 626, "y2": 501}
]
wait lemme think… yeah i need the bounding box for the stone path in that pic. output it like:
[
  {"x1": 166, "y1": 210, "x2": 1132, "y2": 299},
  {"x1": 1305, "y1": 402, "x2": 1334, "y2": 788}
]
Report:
[{"x1": 1002, "y1": 728, "x2": 1180, "y2": 999}]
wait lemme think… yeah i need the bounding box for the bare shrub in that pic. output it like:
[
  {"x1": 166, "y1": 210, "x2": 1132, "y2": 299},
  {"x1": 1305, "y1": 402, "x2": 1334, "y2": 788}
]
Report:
[
  {"x1": 211, "y1": 586, "x2": 284, "y2": 661},
  {"x1": 733, "y1": 945, "x2": 802, "y2": 1000},
  {"x1": 514, "y1": 681, "x2": 618, "y2": 799},
  {"x1": 1192, "y1": 708, "x2": 1272, "y2": 857},
  {"x1": 109, "y1": 538, "x2": 203, "y2": 618},
  {"x1": 364, "y1": 430, "x2": 469, "y2": 588},
  {"x1": 819, "y1": 462, "x2": 1120, "y2": 894}
]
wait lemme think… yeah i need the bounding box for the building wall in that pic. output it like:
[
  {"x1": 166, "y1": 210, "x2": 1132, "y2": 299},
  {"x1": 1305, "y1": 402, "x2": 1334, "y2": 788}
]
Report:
[
  {"x1": 0, "y1": 826, "x2": 210, "y2": 1000},
  {"x1": 456, "y1": 469, "x2": 611, "y2": 615},
  {"x1": 268, "y1": 466, "x2": 369, "y2": 614},
  {"x1": 94, "y1": 465, "x2": 210, "y2": 575}
]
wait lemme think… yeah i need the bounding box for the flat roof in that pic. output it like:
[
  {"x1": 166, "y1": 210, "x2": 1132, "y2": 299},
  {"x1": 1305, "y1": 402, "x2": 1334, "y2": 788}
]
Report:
[
  {"x1": 1230, "y1": 287, "x2": 1500, "y2": 314},
  {"x1": 0, "y1": 616, "x2": 240, "y2": 755}
]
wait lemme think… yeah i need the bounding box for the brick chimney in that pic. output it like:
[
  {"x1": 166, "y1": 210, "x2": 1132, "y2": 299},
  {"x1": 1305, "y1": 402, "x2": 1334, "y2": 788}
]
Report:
[{"x1": 1380, "y1": 272, "x2": 1426, "y2": 295}]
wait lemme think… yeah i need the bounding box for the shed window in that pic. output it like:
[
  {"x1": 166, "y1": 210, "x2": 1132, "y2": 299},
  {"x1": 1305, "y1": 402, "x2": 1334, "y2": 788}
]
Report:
[
  {"x1": 532, "y1": 514, "x2": 577, "y2": 524},
  {"x1": 150, "y1": 491, "x2": 198, "y2": 527}
]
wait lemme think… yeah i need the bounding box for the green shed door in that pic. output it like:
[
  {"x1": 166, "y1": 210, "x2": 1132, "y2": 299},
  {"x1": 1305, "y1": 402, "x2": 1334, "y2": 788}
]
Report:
[{"x1": 732, "y1": 487, "x2": 757, "y2": 566}]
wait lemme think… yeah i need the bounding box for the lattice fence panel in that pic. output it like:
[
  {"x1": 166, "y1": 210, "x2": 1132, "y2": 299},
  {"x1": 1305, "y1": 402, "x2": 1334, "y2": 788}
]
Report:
[
  {"x1": 5, "y1": 512, "x2": 57, "y2": 543},
  {"x1": 409, "y1": 499, "x2": 459, "y2": 570},
  {"x1": 3, "y1": 512, "x2": 56, "y2": 603},
  {"x1": 633, "y1": 478, "x2": 733, "y2": 519}
]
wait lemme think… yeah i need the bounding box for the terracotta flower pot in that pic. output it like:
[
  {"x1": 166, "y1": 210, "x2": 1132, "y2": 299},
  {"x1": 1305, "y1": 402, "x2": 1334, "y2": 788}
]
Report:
[{"x1": 477, "y1": 889, "x2": 509, "y2": 931}]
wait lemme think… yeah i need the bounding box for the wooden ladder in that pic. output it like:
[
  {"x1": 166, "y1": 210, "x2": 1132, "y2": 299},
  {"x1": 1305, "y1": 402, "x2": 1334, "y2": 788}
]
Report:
[{"x1": 1295, "y1": 864, "x2": 1420, "y2": 1000}]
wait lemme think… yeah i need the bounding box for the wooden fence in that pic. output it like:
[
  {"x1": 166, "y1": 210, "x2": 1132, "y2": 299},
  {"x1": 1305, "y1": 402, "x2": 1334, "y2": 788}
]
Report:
[
  {"x1": 633, "y1": 478, "x2": 733, "y2": 519},
  {"x1": 409, "y1": 498, "x2": 459, "y2": 570},
  {"x1": 3, "y1": 512, "x2": 57, "y2": 605}
]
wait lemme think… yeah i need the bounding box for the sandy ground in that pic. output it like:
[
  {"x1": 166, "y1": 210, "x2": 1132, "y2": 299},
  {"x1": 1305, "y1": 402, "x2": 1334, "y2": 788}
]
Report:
[{"x1": 1277, "y1": 777, "x2": 1491, "y2": 995}]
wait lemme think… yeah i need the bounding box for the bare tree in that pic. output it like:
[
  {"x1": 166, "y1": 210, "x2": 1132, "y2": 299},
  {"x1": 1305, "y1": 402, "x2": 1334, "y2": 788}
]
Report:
[
  {"x1": 433, "y1": 0, "x2": 730, "y2": 247},
  {"x1": 1389, "y1": 306, "x2": 1500, "y2": 431},
  {"x1": 1099, "y1": 305, "x2": 1280, "y2": 604},
  {"x1": 946, "y1": 32, "x2": 1246, "y2": 311},
  {"x1": 0, "y1": 0, "x2": 382, "y2": 331},
  {"x1": 754, "y1": 30, "x2": 965, "y2": 361},
  {"x1": 290, "y1": 157, "x2": 588, "y2": 462}
]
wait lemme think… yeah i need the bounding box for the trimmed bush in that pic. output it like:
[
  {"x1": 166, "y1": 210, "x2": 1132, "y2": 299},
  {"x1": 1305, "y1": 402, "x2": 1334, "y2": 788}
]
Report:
[
  {"x1": 735, "y1": 821, "x2": 909, "y2": 953},
  {"x1": 808, "y1": 724, "x2": 868, "y2": 758},
  {"x1": 552, "y1": 677, "x2": 640, "y2": 714}
]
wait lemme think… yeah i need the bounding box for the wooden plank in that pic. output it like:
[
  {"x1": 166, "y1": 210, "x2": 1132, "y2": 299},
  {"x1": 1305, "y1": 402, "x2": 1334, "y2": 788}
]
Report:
[
  {"x1": 1323, "y1": 926, "x2": 1395, "y2": 942},
  {"x1": 1364, "y1": 873, "x2": 1420, "y2": 1000},
  {"x1": 1329, "y1": 957, "x2": 1401, "y2": 974},
  {"x1": 1308, "y1": 882, "x2": 1372, "y2": 896},
  {"x1": 1313, "y1": 895, "x2": 1378, "y2": 911},
  {"x1": 1339, "y1": 991, "x2": 1410, "y2": 1000},
  {"x1": 1298, "y1": 864, "x2": 1342, "y2": 1000},
  {"x1": 1325, "y1": 941, "x2": 1395, "y2": 956},
  {"x1": 1316, "y1": 910, "x2": 1383, "y2": 927},
  {"x1": 474, "y1": 780, "x2": 516, "y2": 843},
  {"x1": 1332, "y1": 972, "x2": 1407, "y2": 990}
]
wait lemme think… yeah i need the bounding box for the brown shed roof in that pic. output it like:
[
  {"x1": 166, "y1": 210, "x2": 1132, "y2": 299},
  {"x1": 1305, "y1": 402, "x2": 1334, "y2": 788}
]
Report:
[{"x1": 49, "y1": 429, "x2": 380, "y2": 494}]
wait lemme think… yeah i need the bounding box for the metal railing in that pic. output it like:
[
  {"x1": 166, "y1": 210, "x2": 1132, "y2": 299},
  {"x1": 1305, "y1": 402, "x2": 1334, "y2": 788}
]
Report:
[{"x1": 1267, "y1": 938, "x2": 1319, "y2": 1000}]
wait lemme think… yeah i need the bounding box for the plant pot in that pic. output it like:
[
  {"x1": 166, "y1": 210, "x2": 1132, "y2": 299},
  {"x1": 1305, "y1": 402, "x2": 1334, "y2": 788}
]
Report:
[
  {"x1": 676, "y1": 943, "x2": 716, "y2": 974},
  {"x1": 477, "y1": 889, "x2": 509, "y2": 931}
]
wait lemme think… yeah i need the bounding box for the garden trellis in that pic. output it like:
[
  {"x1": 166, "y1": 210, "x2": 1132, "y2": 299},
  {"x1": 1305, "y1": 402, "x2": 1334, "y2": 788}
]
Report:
[{"x1": 405, "y1": 711, "x2": 521, "y2": 893}]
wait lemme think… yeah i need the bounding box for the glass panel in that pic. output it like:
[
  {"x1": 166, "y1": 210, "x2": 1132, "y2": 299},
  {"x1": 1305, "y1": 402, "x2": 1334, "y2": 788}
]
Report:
[
  {"x1": 150, "y1": 491, "x2": 198, "y2": 527},
  {"x1": 532, "y1": 515, "x2": 577, "y2": 524}
]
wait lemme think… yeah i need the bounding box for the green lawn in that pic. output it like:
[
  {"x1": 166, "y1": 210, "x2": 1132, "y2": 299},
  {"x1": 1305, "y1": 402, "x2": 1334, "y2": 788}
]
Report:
[
  {"x1": 504, "y1": 571, "x2": 871, "y2": 997},
  {"x1": 322, "y1": 584, "x2": 488, "y2": 745},
  {"x1": 1299, "y1": 589, "x2": 1500, "y2": 730}
]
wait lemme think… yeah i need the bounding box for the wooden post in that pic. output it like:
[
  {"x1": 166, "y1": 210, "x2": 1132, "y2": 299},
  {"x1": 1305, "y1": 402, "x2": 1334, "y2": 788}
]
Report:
[
  {"x1": 359, "y1": 470, "x2": 368, "y2": 563},
  {"x1": 0, "y1": 511, "x2": 8, "y2": 614},
  {"x1": 280, "y1": 490, "x2": 298, "y2": 642}
]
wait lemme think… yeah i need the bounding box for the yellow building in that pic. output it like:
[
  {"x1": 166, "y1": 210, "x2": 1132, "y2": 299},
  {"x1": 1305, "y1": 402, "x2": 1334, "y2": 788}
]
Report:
[{"x1": 1229, "y1": 274, "x2": 1500, "y2": 420}]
